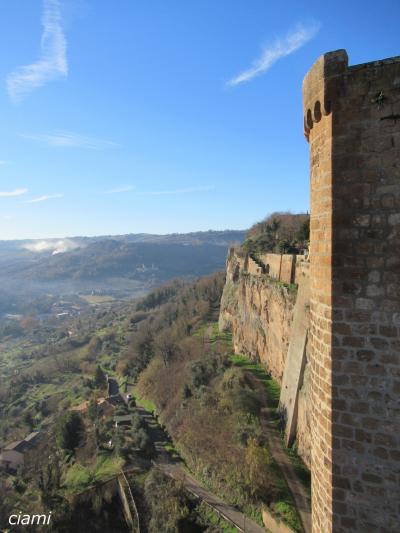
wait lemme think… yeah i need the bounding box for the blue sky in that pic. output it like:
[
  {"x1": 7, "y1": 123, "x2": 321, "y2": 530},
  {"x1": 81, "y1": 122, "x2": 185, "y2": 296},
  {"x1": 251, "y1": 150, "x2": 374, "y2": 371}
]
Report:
[{"x1": 0, "y1": 0, "x2": 399, "y2": 239}]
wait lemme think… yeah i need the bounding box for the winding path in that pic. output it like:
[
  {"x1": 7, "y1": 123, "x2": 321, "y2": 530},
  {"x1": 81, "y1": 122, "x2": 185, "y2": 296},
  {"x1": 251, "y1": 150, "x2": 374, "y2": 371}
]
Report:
[
  {"x1": 262, "y1": 407, "x2": 311, "y2": 533},
  {"x1": 135, "y1": 405, "x2": 266, "y2": 533},
  {"x1": 156, "y1": 462, "x2": 266, "y2": 533},
  {"x1": 134, "y1": 382, "x2": 312, "y2": 533},
  {"x1": 245, "y1": 369, "x2": 311, "y2": 533}
]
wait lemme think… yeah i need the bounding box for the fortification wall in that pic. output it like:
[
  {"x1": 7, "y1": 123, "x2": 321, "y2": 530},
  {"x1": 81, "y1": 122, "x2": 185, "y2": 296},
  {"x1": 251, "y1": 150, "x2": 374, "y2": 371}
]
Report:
[
  {"x1": 304, "y1": 50, "x2": 400, "y2": 532},
  {"x1": 295, "y1": 256, "x2": 310, "y2": 284},
  {"x1": 247, "y1": 256, "x2": 264, "y2": 276},
  {"x1": 280, "y1": 255, "x2": 296, "y2": 284},
  {"x1": 243, "y1": 252, "x2": 301, "y2": 284},
  {"x1": 260, "y1": 253, "x2": 282, "y2": 279},
  {"x1": 221, "y1": 50, "x2": 400, "y2": 533}
]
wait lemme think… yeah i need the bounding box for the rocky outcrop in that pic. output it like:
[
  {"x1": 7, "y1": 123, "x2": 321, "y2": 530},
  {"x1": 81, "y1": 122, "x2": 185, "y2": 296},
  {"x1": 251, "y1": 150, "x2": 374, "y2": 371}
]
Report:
[
  {"x1": 219, "y1": 249, "x2": 312, "y2": 467},
  {"x1": 219, "y1": 250, "x2": 296, "y2": 382}
]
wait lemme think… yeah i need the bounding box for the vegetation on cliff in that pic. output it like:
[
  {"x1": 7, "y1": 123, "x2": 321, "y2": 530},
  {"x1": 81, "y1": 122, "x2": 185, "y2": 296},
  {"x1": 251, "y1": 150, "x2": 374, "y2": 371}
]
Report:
[
  {"x1": 126, "y1": 280, "x2": 302, "y2": 530},
  {"x1": 242, "y1": 212, "x2": 309, "y2": 255}
]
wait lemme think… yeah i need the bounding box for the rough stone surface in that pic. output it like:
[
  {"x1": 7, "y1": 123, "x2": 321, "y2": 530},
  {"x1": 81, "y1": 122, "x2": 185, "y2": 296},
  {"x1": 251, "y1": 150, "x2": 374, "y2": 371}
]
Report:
[
  {"x1": 260, "y1": 253, "x2": 282, "y2": 279},
  {"x1": 219, "y1": 250, "x2": 296, "y2": 383},
  {"x1": 280, "y1": 254, "x2": 296, "y2": 284},
  {"x1": 219, "y1": 250, "x2": 312, "y2": 468},
  {"x1": 279, "y1": 273, "x2": 310, "y2": 447},
  {"x1": 297, "y1": 362, "x2": 312, "y2": 468},
  {"x1": 247, "y1": 255, "x2": 264, "y2": 276},
  {"x1": 304, "y1": 50, "x2": 400, "y2": 532}
]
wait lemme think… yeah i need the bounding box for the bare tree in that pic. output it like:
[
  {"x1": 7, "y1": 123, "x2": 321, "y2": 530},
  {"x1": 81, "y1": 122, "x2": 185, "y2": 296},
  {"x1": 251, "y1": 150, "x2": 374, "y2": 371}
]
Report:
[{"x1": 155, "y1": 330, "x2": 177, "y2": 367}]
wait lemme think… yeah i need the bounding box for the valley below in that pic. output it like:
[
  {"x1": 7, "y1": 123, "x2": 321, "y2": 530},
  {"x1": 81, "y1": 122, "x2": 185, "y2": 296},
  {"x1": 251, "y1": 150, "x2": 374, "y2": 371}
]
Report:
[
  {"x1": 0, "y1": 218, "x2": 312, "y2": 533},
  {"x1": 0, "y1": 230, "x2": 245, "y2": 326}
]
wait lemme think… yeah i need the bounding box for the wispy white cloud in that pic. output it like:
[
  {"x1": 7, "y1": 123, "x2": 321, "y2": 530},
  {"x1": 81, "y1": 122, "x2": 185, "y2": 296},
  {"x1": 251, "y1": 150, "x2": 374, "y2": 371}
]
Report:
[
  {"x1": 26, "y1": 193, "x2": 63, "y2": 203},
  {"x1": 7, "y1": 0, "x2": 67, "y2": 102},
  {"x1": 105, "y1": 186, "x2": 135, "y2": 194},
  {"x1": 2, "y1": 215, "x2": 13, "y2": 220},
  {"x1": 20, "y1": 131, "x2": 117, "y2": 150},
  {"x1": 0, "y1": 160, "x2": 8, "y2": 165},
  {"x1": 0, "y1": 188, "x2": 28, "y2": 197},
  {"x1": 227, "y1": 22, "x2": 320, "y2": 87},
  {"x1": 138, "y1": 186, "x2": 214, "y2": 196}
]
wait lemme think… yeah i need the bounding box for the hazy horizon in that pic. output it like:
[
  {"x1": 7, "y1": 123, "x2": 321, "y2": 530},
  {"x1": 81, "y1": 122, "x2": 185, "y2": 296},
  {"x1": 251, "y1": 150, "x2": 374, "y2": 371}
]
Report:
[{"x1": 0, "y1": 226, "x2": 248, "y2": 243}]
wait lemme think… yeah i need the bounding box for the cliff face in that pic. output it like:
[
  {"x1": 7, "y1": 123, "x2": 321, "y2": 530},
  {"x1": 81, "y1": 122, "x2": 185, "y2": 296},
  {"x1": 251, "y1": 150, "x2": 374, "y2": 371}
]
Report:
[
  {"x1": 219, "y1": 249, "x2": 312, "y2": 467},
  {"x1": 219, "y1": 251, "x2": 296, "y2": 382}
]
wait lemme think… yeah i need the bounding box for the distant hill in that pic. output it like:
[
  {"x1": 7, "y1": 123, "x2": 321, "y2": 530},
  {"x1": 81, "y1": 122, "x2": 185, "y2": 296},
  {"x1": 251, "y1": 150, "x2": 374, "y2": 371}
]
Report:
[
  {"x1": 15, "y1": 241, "x2": 239, "y2": 282},
  {"x1": 0, "y1": 230, "x2": 246, "y2": 314}
]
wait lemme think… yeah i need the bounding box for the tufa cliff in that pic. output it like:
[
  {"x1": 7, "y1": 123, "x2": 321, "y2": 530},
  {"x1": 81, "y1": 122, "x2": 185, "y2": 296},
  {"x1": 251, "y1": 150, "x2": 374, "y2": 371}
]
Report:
[{"x1": 219, "y1": 247, "x2": 312, "y2": 466}]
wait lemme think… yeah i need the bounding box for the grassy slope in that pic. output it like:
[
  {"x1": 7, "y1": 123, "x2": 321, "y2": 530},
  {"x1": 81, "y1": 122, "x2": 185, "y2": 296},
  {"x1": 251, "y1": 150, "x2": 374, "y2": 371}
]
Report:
[
  {"x1": 64, "y1": 455, "x2": 123, "y2": 493},
  {"x1": 136, "y1": 321, "x2": 305, "y2": 531},
  {"x1": 230, "y1": 353, "x2": 305, "y2": 531}
]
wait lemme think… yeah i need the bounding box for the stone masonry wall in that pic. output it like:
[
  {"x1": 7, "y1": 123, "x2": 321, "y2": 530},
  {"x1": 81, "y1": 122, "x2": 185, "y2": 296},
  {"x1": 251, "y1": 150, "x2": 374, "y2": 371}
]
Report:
[
  {"x1": 260, "y1": 253, "x2": 282, "y2": 279},
  {"x1": 247, "y1": 256, "x2": 264, "y2": 276},
  {"x1": 295, "y1": 256, "x2": 310, "y2": 284},
  {"x1": 304, "y1": 50, "x2": 400, "y2": 532},
  {"x1": 280, "y1": 254, "x2": 296, "y2": 284}
]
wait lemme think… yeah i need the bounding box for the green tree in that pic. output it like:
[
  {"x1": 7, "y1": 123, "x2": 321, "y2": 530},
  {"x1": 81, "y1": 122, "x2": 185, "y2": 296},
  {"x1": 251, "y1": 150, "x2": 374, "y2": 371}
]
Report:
[
  {"x1": 37, "y1": 456, "x2": 62, "y2": 506},
  {"x1": 86, "y1": 336, "x2": 102, "y2": 361},
  {"x1": 87, "y1": 396, "x2": 99, "y2": 422},
  {"x1": 133, "y1": 428, "x2": 151, "y2": 453},
  {"x1": 296, "y1": 218, "x2": 310, "y2": 244},
  {"x1": 23, "y1": 410, "x2": 35, "y2": 430},
  {"x1": 56, "y1": 412, "x2": 84, "y2": 452},
  {"x1": 94, "y1": 365, "x2": 106, "y2": 388}
]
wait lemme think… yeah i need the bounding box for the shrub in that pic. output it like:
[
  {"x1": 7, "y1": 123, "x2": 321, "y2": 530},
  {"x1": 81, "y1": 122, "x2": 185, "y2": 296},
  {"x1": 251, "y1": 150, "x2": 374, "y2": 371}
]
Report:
[
  {"x1": 132, "y1": 428, "x2": 151, "y2": 452},
  {"x1": 144, "y1": 469, "x2": 192, "y2": 533},
  {"x1": 245, "y1": 438, "x2": 276, "y2": 502}
]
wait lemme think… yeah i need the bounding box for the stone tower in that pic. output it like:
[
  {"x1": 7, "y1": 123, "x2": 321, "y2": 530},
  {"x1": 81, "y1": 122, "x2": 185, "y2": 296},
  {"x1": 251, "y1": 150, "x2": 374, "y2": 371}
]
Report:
[{"x1": 303, "y1": 51, "x2": 400, "y2": 532}]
